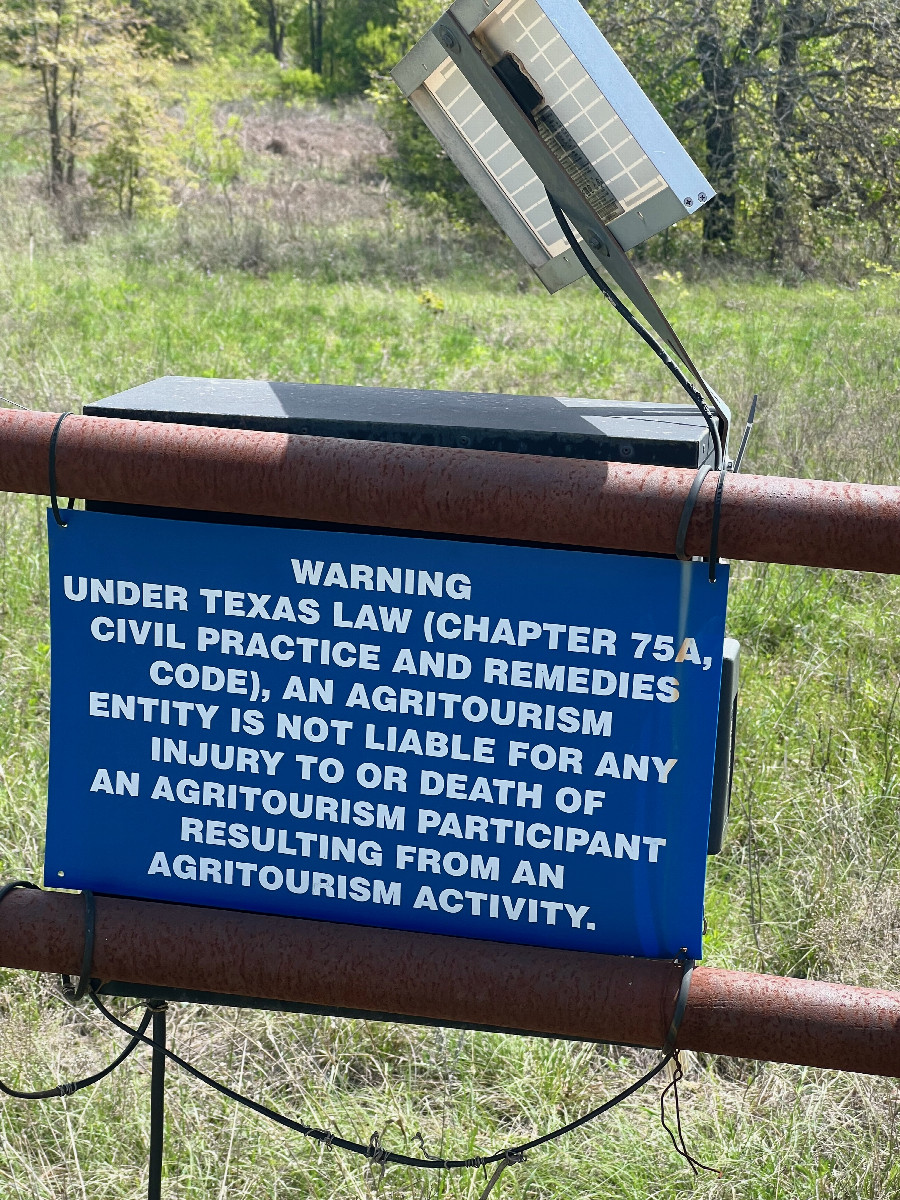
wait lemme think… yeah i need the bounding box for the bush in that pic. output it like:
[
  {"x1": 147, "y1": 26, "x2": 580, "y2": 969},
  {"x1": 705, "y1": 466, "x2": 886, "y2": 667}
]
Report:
[
  {"x1": 376, "y1": 93, "x2": 490, "y2": 227},
  {"x1": 90, "y1": 91, "x2": 178, "y2": 219},
  {"x1": 363, "y1": 3, "x2": 493, "y2": 227},
  {"x1": 264, "y1": 66, "x2": 325, "y2": 102}
]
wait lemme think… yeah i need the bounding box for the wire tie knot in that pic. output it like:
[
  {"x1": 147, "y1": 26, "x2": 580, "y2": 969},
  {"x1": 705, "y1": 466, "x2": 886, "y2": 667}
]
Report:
[
  {"x1": 366, "y1": 1130, "x2": 389, "y2": 1179},
  {"x1": 413, "y1": 1132, "x2": 441, "y2": 1160},
  {"x1": 478, "y1": 1150, "x2": 526, "y2": 1200}
]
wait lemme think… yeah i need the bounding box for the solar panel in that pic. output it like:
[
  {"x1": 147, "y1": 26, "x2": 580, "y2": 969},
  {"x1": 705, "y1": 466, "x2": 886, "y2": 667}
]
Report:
[{"x1": 393, "y1": 0, "x2": 714, "y2": 293}]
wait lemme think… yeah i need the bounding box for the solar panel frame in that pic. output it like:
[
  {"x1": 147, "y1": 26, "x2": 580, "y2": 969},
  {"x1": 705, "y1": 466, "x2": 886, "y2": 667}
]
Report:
[{"x1": 392, "y1": 0, "x2": 714, "y2": 293}]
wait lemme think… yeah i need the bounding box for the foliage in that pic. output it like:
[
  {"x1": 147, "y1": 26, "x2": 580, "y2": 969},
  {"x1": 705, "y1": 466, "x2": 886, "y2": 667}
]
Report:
[
  {"x1": 1, "y1": 0, "x2": 897, "y2": 269},
  {"x1": 129, "y1": 0, "x2": 256, "y2": 60},
  {"x1": 179, "y1": 95, "x2": 244, "y2": 229},
  {"x1": 586, "y1": 0, "x2": 900, "y2": 264},
  {"x1": 249, "y1": 0, "x2": 300, "y2": 61},
  {"x1": 0, "y1": 0, "x2": 144, "y2": 191},
  {"x1": 253, "y1": 64, "x2": 324, "y2": 101},
  {"x1": 292, "y1": 0, "x2": 397, "y2": 94},
  {"x1": 89, "y1": 88, "x2": 177, "y2": 218}
]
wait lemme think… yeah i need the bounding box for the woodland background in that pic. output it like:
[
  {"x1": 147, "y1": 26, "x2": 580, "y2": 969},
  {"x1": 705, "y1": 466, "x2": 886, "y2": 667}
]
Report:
[{"x1": 1, "y1": 0, "x2": 899, "y2": 270}]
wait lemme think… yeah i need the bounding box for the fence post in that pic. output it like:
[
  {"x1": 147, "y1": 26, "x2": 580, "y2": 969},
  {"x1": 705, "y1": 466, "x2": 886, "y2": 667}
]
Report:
[{"x1": 148, "y1": 1003, "x2": 167, "y2": 1200}]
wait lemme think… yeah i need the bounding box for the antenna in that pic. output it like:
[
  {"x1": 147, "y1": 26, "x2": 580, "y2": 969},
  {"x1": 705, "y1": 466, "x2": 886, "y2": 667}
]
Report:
[{"x1": 392, "y1": 0, "x2": 729, "y2": 451}]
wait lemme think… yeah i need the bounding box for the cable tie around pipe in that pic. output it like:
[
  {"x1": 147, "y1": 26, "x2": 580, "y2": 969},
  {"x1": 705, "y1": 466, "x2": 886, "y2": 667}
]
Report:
[
  {"x1": 61, "y1": 890, "x2": 96, "y2": 1002},
  {"x1": 48, "y1": 411, "x2": 76, "y2": 528},
  {"x1": 675, "y1": 466, "x2": 712, "y2": 561},
  {"x1": 662, "y1": 953, "x2": 695, "y2": 1058},
  {"x1": 0, "y1": 880, "x2": 41, "y2": 905},
  {"x1": 708, "y1": 469, "x2": 727, "y2": 584}
]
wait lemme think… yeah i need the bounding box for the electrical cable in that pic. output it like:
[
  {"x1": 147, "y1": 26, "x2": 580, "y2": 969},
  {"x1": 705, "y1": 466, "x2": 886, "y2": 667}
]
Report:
[
  {"x1": 0, "y1": 1008, "x2": 153, "y2": 1100},
  {"x1": 545, "y1": 193, "x2": 723, "y2": 470},
  {"x1": 89, "y1": 991, "x2": 674, "y2": 1170}
]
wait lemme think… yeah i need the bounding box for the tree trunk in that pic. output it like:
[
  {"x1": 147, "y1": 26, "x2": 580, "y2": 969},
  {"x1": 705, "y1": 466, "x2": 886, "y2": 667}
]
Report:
[
  {"x1": 308, "y1": 0, "x2": 324, "y2": 74},
  {"x1": 64, "y1": 66, "x2": 78, "y2": 186},
  {"x1": 765, "y1": 0, "x2": 803, "y2": 264},
  {"x1": 42, "y1": 65, "x2": 65, "y2": 194},
  {"x1": 267, "y1": 0, "x2": 285, "y2": 60},
  {"x1": 696, "y1": 25, "x2": 738, "y2": 252}
]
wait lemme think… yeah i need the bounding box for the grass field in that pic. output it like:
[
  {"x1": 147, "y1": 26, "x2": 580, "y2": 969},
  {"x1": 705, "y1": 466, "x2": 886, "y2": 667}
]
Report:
[{"x1": 1, "y1": 98, "x2": 900, "y2": 1199}]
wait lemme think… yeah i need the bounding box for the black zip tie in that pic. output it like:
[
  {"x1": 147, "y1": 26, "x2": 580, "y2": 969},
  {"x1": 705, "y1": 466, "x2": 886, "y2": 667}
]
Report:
[
  {"x1": 675, "y1": 467, "x2": 726, "y2": 584},
  {"x1": 662, "y1": 952, "x2": 695, "y2": 1058},
  {"x1": 675, "y1": 466, "x2": 712, "y2": 562},
  {"x1": 708, "y1": 469, "x2": 727, "y2": 584},
  {"x1": 0, "y1": 879, "x2": 41, "y2": 906},
  {"x1": 658, "y1": 954, "x2": 719, "y2": 1178},
  {"x1": 0, "y1": 878, "x2": 157, "y2": 1101},
  {"x1": 660, "y1": 1050, "x2": 720, "y2": 1177},
  {"x1": 700, "y1": 392, "x2": 758, "y2": 579},
  {"x1": 89, "y1": 991, "x2": 675, "y2": 1170},
  {"x1": 48, "y1": 411, "x2": 76, "y2": 528},
  {"x1": 61, "y1": 890, "x2": 95, "y2": 1001}
]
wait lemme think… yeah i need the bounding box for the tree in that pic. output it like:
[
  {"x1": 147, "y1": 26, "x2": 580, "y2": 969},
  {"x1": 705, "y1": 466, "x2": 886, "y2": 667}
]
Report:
[
  {"x1": 128, "y1": 0, "x2": 256, "y2": 60},
  {"x1": 761, "y1": 0, "x2": 900, "y2": 263},
  {"x1": 179, "y1": 96, "x2": 244, "y2": 231},
  {"x1": 0, "y1": 0, "x2": 142, "y2": 192},
  {"x1": 587, "y1": 0, "x2": 900, "y2": 261},
  {"x1": 295, "y1": 0, "x2": 398, "y2": 91},
  {"x1": 249, "y1": 0, "x2": 301, "y2": 60},
  {"x1": 90, "y1": 88, "x2": 177, "y2": 217},
  {"x1": 307, "y1": 0, "x2": 322, "y2": 72}
]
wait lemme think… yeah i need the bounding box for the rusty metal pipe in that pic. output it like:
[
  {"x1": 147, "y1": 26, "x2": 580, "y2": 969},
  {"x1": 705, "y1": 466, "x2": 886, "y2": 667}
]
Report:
[
  {"x1": 2, "y1": 410, "x2": 900, "y2": 572},
  {"x1": 1, "y1": 889, "x2": 898, "y2": 1077}
]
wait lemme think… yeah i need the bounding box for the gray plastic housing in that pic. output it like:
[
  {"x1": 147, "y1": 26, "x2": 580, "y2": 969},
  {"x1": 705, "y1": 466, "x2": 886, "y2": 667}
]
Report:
[
  {"x1": 89, "y1": 376, "x2": 717, "y2": 468},
  {"x1": 708, "y1": 638, "x2": 739, "y2": 854}
]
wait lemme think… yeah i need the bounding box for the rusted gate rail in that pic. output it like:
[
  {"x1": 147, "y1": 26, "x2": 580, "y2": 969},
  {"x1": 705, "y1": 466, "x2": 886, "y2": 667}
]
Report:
[
  {"x1": 2, "y1": 888, "x2": 899, "y2": 1077},
  {"x1": 1, "y1": 408, "x2": 899, "y2": 1079},
  {"x1": 1, "y1": 409, "x2": 900, "y2": 572}
]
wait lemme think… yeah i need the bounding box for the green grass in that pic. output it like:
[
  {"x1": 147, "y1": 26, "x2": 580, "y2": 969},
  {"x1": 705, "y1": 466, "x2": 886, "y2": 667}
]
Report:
[
  {"x1": 3, "y1": 210, "x2": 900, "y2": 481},
  {"x1": 2, "y1": 107, "x2": 900, "y2": 1198}
]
